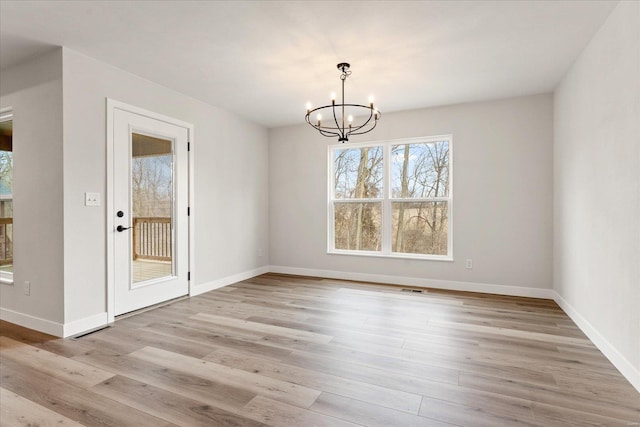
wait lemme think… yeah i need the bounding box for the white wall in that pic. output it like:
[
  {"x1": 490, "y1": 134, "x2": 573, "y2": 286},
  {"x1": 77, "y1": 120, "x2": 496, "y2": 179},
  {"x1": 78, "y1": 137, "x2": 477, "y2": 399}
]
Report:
[
  {"x1": 554, "y1": 0, "x2": 640, "y2": 391},
  {"x1": 1, "y1": 47, "x2": 269, "y2": 335},
  {"x1": 61, "y1": 48, "x2": 269, "y2": 328},
  {"x1": 0, "y1": 49, "x2": 65, "y2": 333},
  {"x1": 269, "y1": 94, "x2": 554, "y2": 296}
]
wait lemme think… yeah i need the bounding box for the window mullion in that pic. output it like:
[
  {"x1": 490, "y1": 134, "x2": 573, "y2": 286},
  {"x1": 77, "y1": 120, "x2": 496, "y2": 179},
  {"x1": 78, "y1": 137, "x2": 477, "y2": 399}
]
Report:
[{"x1": 382, "y1": 144, "x2": 391, "y2": 254}]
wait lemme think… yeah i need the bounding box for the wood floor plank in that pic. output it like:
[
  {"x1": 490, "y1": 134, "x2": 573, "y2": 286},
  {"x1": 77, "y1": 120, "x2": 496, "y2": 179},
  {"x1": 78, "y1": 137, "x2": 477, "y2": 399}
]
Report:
[
  {"x1": 0, "y1": 320, "x2": 58, "y2": 343},
  {"x1": 0, "y1": 387, "x2": 84, "y2": 426},
  {"x1": 0, "y1": 336, "x2": 114, "y2": 388},
  {"x1": 140, "y1": 321, "x2": 292, "y2": 360},
  {"x1": 246, "y1": 315, "x2": 407, "y2": 348},
  {"x1": 0, "y1": 320, "x2": 94, "y2": 358},
  {"x1": 427, "y1": 318, "x2": 592, "y2": 346},
  {"x1": 0, "y1": 358, "x2": 175, "y2": 427},
  {"x1": 191, "y1": 312, "x2": 334, "y2": 344},
  {"x1": 281, "y1": 349, "x2": 461, "y2": 390},
  {"x1": 130, "y1": 346, "x2": 322, "y2": 409},
  {"x1": 241, "y1": 395, "x2": 360, "y2": 427},
  {"x1": 91, "y1": 375, "x2": 268, "y2": 427},
  {"x1": 419, "y1": 396, "x2": 543, "y2": 427},
  {"x1": 204, "y1": 347, "x2": 423, "y2": 414},
  {"x1": 459, "y1": 371, "x2": 640, "y2": 422},
  {"x1": 84, "y1": 323, "x2": 218, "y2": 359},
  {"x1": 310, "y1": 391, "x2": 456, "y2": 427},
  {"x1": 530, "y1": 401, "x2": 637, "y2": 427},
  {"x1": 72, "y1": 347, "x2": 257, "y2": 412},
  {"x1": 143, "y1": 317, "x2": 267, "y2": 343}
]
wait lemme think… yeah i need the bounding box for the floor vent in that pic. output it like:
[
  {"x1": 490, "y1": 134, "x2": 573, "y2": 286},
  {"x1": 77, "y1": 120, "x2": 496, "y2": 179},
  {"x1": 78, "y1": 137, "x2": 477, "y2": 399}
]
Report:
[
  {"x1": 401, "y1": 288, "x2": 424, "y2": 293},
  {"x1": 71, "y1": 326, "x2": 110, "y2": 339}
]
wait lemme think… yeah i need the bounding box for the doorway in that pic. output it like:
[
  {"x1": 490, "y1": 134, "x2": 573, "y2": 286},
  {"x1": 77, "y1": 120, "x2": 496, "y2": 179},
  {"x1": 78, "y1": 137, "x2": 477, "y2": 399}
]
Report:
[{"x1": 107, "y1": 101, "x2": 192, "y2": 319}]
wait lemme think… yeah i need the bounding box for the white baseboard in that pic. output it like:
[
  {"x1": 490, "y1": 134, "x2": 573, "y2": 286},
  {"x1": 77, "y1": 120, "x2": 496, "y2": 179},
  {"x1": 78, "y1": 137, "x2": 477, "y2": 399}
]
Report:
[
  {"x1": 269, "y1": 265, "x2": 555, "y2": 299},
  {"x1": 63, "y1": 312, "x2": 109, "y2": 338},
  {"x1": 190, "y1": 265, "x2": 270, "y2": 296},
  {"x1": 1, "y1": 308, "x2": 110, "y2": 338},
  {"x1": 553, "y1": 292, "x2": 640, "y2": 394},
  {"x1": 0, "y1": 307, "x2": 63, "y2": 336}
]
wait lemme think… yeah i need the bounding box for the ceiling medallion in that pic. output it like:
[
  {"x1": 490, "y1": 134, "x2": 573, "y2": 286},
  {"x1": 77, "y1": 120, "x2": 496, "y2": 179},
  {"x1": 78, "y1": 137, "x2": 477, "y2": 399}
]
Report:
[{"x1": 305, "y1": 63, "x2": 381, "y2": 143}]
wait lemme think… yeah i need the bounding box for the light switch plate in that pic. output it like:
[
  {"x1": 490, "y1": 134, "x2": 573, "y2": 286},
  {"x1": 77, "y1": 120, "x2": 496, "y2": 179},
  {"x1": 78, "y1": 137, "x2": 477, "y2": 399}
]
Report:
[{"x1": 85, "y1": 192, "x2": 101, "y2": 206}]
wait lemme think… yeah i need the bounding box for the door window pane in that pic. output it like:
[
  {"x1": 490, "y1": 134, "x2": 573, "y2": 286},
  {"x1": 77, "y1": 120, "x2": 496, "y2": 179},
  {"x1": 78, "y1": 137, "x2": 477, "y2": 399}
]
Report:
[{"x1": 131, "y1": 133, "x2": 174, "y2": 283}]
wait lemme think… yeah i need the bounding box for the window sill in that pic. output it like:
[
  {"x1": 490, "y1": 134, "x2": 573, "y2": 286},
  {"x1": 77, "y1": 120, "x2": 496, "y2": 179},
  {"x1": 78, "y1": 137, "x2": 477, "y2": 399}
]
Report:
[
  {"x1": 0, "y1": 278, "x2": 14, "y2": 285},
  {"x1": 328, "y1": 249, "x2": 453, "y2": 262}
]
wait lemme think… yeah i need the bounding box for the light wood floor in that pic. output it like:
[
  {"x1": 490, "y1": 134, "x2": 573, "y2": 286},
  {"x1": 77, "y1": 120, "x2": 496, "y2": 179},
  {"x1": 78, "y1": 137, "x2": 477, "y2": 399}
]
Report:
[{"x1": 1, "y1": 273, "x2": 638, "y2": 426}]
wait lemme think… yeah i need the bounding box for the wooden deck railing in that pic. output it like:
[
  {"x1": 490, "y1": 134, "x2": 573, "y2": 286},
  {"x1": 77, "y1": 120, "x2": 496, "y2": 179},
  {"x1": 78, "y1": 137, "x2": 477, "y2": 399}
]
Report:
[
  {"x1": 133, "y1": 217, "x2": 171, "y2": 261},
  {"x1": 0, "y1": 218, "x2": 13, "y2": 265}
]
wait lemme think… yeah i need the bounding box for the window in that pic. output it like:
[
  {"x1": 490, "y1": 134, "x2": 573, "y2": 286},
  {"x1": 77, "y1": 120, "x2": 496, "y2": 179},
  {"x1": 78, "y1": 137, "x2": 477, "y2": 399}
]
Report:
[
  {"x1": 329, "y1": 136, "x2": 452, "y2": 260},
  {"x1": 0, "y1": 109, "x2": 13, "y2": 282}
]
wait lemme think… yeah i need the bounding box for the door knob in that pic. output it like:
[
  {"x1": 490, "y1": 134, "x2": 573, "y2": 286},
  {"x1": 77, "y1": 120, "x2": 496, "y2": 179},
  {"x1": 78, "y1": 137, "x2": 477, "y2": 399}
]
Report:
[{"x1": 116, "y1": 225, "x2": 132, "y2": 232}]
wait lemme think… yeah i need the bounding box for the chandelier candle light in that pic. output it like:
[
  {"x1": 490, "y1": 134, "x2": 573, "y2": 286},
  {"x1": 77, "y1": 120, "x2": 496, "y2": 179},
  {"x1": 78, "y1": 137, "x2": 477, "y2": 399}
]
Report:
[{"x1": 305, "y1": 63, "x2": 381, "y2": 143}]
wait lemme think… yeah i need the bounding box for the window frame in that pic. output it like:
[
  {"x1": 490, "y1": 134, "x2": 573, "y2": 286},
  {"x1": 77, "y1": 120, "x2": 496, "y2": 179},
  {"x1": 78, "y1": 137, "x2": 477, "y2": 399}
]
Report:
[{"x1": 327, "y1": 135, "x2": 453, "y2": 261}]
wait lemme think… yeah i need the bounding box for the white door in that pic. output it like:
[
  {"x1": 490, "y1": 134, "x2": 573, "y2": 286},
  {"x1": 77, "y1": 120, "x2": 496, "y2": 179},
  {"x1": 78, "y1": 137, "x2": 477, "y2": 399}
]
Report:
[{"x1": 113, "y1": 108, "x2": 189, "y2": 316}]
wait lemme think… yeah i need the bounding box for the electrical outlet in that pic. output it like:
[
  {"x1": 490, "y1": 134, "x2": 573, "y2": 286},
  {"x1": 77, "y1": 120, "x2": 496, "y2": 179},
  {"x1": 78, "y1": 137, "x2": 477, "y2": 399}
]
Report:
[
  {"x1": 24, "y1": 281, "x2": 30, "y2": 296},
  {"x1": 465, "y1": 259, "x2": 473, "y2": 269}
]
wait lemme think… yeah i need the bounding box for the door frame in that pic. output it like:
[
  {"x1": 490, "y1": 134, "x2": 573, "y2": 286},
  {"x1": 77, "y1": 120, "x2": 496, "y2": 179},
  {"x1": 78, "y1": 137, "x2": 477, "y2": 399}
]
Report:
[{"x1": 106, "y1": 99, "x2": 194, "y2": 323}]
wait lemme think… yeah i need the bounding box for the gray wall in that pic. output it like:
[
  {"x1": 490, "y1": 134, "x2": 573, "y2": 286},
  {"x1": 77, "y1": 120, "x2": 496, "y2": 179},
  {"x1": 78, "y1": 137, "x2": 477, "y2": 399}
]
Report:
[
  {"x1": 269, "y1": 94, "x2": 554, "y2": 295},
  {"x1": 553, "y1": 0, "x2": 640, "y2": 389},
  {"x1": 0, "y1": 48, "x2": 270, "y2": 333},
  {"x1": 0, "y1": 49, "x2": 65, "y2": 330},
  {"x1": 61, "y1": 48, "x2": 270, "y2": 325}
]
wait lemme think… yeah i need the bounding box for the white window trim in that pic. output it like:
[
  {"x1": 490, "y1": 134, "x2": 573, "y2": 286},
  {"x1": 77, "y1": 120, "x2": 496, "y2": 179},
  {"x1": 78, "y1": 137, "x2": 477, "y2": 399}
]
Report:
[
  {"x1": 327, "y1": 135, "x2": 453, "y2": 261},
  {"x1": 0, "y1": 107, "x2": 13, "y2": 284}
]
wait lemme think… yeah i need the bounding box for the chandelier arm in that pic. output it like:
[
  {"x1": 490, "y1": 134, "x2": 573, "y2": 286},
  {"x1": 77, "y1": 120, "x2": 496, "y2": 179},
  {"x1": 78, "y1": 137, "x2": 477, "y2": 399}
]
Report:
[
  {"x1": 346, "y1": 109, "x2": 374, "y2": 134},
  {"x1": 305, "y1": 117, "x2": 342, "y2": 137},
  {"x1": 348, "y1": 120, "x2": 379, "y2": 136},
  {"x1": 307, "y1": 104, "x2": 378, "y2": 135},
  {"x1": 318, "y1": 129, "x2": 341, "y2": 138},
  {"x1": 308, "y1": 124, "x2": 341, "y2": 137}
]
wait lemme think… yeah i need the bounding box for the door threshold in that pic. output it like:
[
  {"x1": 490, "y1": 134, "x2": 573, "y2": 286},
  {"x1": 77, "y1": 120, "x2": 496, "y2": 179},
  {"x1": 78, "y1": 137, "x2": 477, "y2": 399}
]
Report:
[{"x1": 115, "y1": 294, "x2": 189, "y2": 320}]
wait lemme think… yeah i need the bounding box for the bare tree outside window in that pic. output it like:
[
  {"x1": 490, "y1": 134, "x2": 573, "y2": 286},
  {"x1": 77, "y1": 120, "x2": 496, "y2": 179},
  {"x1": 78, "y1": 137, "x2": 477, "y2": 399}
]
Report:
[
  {"x1": 333, "y1": 147, "x2": 383, "y2": 251},
  {"x1": 391, "y1": 141, "x2": 449, "y2": 255},
  {"x1": 132, "y1": 154, "x2": 173, "y2": 218}
]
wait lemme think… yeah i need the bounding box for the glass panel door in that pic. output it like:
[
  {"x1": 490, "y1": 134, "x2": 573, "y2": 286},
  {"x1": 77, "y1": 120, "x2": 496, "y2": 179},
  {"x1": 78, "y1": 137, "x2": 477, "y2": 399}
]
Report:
[{"x1": 113, "y1": 106, "x2": 188, "y2": 316}]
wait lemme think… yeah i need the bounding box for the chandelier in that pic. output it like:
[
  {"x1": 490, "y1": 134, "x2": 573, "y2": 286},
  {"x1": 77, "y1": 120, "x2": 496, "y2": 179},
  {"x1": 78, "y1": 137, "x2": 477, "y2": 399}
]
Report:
[{"x1": 305, "y1": 63, "x2": 381, "y2": 143}]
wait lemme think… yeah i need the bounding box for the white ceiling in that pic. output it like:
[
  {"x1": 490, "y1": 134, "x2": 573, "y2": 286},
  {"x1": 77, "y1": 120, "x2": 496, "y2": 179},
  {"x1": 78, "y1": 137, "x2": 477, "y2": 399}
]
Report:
[{"x1": 0, "y1": 1, "x2": 617, "y2": 128}]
